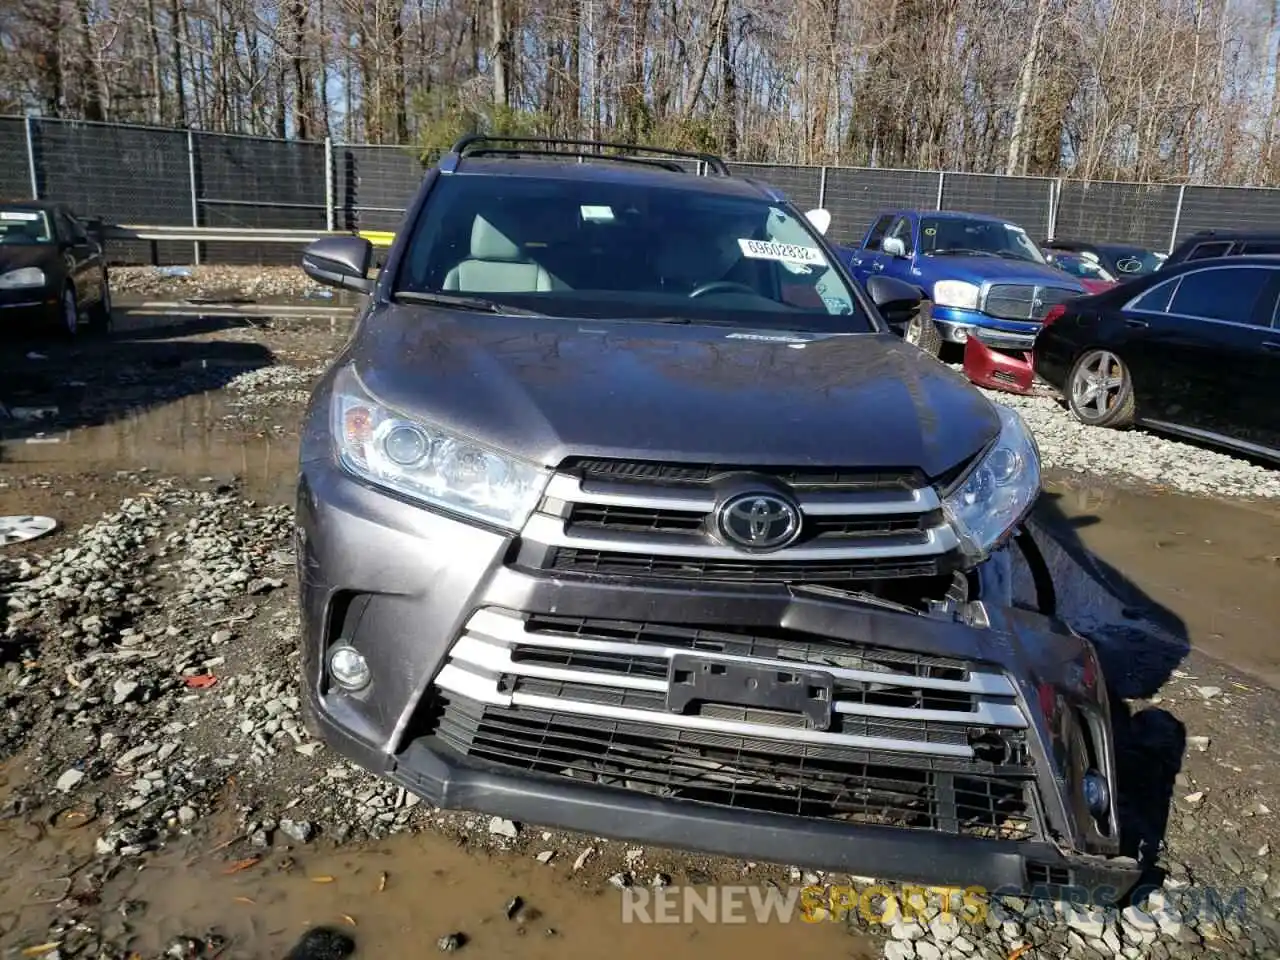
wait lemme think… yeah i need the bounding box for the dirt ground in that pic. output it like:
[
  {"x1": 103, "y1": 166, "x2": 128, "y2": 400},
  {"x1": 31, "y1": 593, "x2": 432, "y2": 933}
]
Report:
[{"x1": 2, "y1": 305, "x2": 1280, "y2": 959}]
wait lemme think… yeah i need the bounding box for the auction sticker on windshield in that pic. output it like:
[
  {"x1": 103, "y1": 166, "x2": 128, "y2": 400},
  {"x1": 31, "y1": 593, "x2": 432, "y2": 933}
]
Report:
[
  {"x1": 0, "y1": 211, "x2": 39, "y2": 221},
  {"x1": 738, "y1": 238, "x2": 827, "y2": 266}
]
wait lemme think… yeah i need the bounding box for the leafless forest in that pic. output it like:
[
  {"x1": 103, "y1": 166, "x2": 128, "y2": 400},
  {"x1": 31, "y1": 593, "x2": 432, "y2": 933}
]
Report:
[{"x1": 2, "y1": 0, "x2": 1280, "y2": 185}]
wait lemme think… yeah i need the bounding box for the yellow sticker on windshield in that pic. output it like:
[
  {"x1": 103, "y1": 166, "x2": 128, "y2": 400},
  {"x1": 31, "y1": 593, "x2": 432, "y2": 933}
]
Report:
[{"x1": 924, "y1": 227, "x2": 936, "y2": 236}]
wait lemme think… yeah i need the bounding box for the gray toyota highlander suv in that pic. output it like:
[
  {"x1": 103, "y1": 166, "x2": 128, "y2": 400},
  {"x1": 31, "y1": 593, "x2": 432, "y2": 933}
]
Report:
[{"x1": 295, "y1": 136, "x2": 1138, "y2": 902}]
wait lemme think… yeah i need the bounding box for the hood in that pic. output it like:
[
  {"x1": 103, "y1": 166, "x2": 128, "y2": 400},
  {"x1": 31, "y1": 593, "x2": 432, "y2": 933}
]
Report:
[
  {"x1": 920, "y1": 255, "x2": 1086, "y2": 290},
  {"x1": 346, "y1": 307, "x2": 1002, "y2": 481},
  {"x1": 0, "y1": 245, "x2": 58, "y2": 274}
]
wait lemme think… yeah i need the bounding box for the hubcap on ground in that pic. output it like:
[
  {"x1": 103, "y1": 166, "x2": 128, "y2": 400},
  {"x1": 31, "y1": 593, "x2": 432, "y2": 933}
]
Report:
[{"x1": 1072, "y1": 350, "x2": 1125, "y2": 416}]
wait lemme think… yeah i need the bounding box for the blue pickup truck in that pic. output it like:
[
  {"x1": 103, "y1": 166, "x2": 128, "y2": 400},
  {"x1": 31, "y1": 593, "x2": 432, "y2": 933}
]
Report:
[{"x1": 841, "y1": 209, "x2": 1087, "y2": 355}]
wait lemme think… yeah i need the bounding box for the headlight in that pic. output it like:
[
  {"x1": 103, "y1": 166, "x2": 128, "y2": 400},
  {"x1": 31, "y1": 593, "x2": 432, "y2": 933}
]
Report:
[
  {"x1": 0, "y1": 267, "x2": 46, "y2": 289},
  {"x1": 330, "y1": 364, "x2": 549, "y2": 530},
  {"x1": 942, "y1": 404, "x2": 1041, "y2": 561},
  {"x1": 932, "y1": 280, "x2": 980, "y2": 310}
]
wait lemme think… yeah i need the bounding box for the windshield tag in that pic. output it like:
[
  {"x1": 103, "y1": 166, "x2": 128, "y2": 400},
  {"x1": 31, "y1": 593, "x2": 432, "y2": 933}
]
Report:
[
  {"x1": 737, "y1": 238, "x2": 827, "y2": 266},
  {"x1": 580, "y1": 205, "x2": 615, "y2": 222},
  {"x1": 0, "y1": 211, "x2": 39, "y2": 221}
]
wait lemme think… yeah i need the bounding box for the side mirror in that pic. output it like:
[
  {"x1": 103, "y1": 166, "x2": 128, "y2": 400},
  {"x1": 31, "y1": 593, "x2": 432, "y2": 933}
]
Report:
[
  {"x1": 302, "y1": 236, "x2": 375, "y2": 294},
  {"x1": 804, "y1": 208, "x2": 831, "y2": 236},
  {"x1": 881, "y1": 235, "x2": 908, "y2": 258},
  {"x1": 865, "y1": 275, "x2": 923, "y2": 310}
]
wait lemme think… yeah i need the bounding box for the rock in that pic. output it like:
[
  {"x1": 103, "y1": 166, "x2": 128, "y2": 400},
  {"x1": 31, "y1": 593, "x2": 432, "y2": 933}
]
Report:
[
  {"x1": 915, "y1": 942, "x2": 942, "y2": 960},
  {"x1": 279, "y1": 819, "x2": 314, "y2": 843},
  {"x1": 1183, "y1": 792, "x2": 1204, "y2": 805},
  {"x1": 1195, "y1": 686, "x2": 1222, "y2": 700},
  {"x1": 884, "y1": 942, "x2": 915, "y2": 960},
  {"x1": 436, "y1": 933, "x2": 465, "y2": 952},
  {"x1": 572, "y1": 847, "x2": 594, "y2": 871},
  {"x1": 535, "y1": 850, "x2": 555, "y2": 864},
  {"x1": 891, "y1": 919, "x2": 928, "y2": 941},
  {"x1": 488, "y1": 817, "x2": 518, "y2": 839},
  {"x1": 930, "y1": 913, "x2": 963, "y2": 943},
  {"x1": 112, "y1": 678, "x2": 140, "y2": 705},
  {"x1": 608, "y1": 872, "x2": 632, "y2": 889},
  {"x1": 284, "y1": 927, "x2": 356, "y2": 960},
  {"x1": 1187, "y1": 736, "x2": 1210, "y2": 752},
  {"x1": 178, "y1": 806, "x2": 198, "y2": 826},
  {"x1": 1217, "y1": 844, "x2": 1245, "y2": 875},
  {"x1": 55, "y1": 768, "x2": 85, "y2": 792},
  {"x1": 1063, "y1": 904, "x2": 1107, "y2": 940},
  {"x1": 950, "y1": 936, "x2": 975, "y2": 955}
]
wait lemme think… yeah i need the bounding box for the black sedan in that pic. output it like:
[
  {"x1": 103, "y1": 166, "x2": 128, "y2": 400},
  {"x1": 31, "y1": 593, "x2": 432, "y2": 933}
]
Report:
[
  {"x1": 0, "y1": 200, "x2": 111, "y2": 337},
  {"x1": 1033, "y1": 254, "x2": 1280, "y2": 462}
]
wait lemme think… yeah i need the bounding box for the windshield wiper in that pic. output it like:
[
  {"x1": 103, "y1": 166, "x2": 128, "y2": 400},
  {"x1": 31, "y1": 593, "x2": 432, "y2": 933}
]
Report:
[
  {"x1": 392, "y1": 290, "x2": 549, "y2": 317},
  {"x1": 929, "y1": 247, "x2": 998, "y2": 258}
]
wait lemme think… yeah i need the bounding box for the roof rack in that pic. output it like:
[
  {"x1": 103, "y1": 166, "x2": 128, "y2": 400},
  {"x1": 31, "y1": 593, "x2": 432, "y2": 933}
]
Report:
[{"x1": 447, "y1": 135, "x2": 732, "y2": 177}]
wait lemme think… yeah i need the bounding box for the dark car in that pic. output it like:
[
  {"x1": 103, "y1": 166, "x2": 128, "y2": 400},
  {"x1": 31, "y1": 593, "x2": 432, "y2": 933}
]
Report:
[
  {"x1": 0, "y1": 200, "x2": 111, "y2": 337},
  {"x1": 1162, "y1": 229, "x2": 1280, "y2": 270},
  {"x1": 1033, "y1": 254, "x2": 1280, "y2": 460},
  {"x1": 1041, "y1": 240, "x2": 1165, "y2": 280},
  {"x1": 292, "y1": 135, "x2": 1137, "y2": 900},
  {"x1": 1040, "y1": 249, "x2": 1118, "y2": 294}
]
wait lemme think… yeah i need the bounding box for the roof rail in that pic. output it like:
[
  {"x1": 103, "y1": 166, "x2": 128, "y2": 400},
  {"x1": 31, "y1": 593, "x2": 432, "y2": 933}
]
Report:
[{"x1": 447, "y1": 135, "x2": 732, "y2": 177}]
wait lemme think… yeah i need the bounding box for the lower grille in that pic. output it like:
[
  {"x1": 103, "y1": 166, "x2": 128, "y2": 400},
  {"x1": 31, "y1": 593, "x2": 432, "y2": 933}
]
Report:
[{"x1": 430, "y1": 697, "x2": 1038, "y2": 840}]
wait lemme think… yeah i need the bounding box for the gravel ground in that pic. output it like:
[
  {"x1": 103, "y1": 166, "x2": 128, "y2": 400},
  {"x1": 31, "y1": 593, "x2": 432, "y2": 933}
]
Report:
[
  {"x1": 2, "y1": 311, "x2": 1279, "y2": 958},
  {"x1": 965, "y1": 377, "x2": 1280, "y2": 502},
  {"x1": 109, "y1": 265, "x2": 328, "y2": 301}
]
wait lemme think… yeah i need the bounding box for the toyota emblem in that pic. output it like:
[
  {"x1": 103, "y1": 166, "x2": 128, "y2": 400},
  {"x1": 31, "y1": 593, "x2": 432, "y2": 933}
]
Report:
[{"x1": 716, "y1": 492, "x2": 802, "y2": 551}]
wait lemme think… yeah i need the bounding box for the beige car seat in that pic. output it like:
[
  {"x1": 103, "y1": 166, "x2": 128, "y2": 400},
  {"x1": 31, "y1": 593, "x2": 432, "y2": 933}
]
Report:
[{"x1": 442, "y1": 216, "x2": 564, "y2": 293}]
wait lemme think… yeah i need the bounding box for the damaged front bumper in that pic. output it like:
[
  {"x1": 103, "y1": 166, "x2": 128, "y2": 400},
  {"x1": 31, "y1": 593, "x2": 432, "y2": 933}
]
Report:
[{"x1": 297, "y1": 463, "x2": 1141, "y2": 904}]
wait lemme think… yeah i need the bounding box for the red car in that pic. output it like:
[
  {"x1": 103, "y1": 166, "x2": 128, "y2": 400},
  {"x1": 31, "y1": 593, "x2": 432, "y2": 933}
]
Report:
[{"x1": 961, "y1": 249, "x2": 1112, "y2": 395}]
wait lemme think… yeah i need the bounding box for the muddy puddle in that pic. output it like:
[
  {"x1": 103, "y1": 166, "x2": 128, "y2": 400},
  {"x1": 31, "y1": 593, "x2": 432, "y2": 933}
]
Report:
[
  {"x1": 0, "y1": 811, "x2": 873, "y2": 959},
  {"x1": 1039, "y1": 476, "x2": 1280, "y2": 689},
  {"x1": 0, "y1": 393, "x2": 300, "y2": 507}
]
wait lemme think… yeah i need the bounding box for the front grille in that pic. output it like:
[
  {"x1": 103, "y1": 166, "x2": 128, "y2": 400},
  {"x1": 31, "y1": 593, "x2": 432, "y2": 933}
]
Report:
[
  {"x1": 564, "y1": 458, "x2": 921, "y2": 491},
  {"x1": 983, "y1": 284, "x2": 1079, "y2": 321},
  {"x1": 566, "y1": 503, "x2": 935, "y2": 542},
  {"x1": 518, "y1": 464, "x2": 963, "y2": 587},
  {"x1": 545, "y1": 548, "x2": 944, "y2": 582},
  {"x1": 430, "y1": 698, "x2": 1037, "y2": 840}
]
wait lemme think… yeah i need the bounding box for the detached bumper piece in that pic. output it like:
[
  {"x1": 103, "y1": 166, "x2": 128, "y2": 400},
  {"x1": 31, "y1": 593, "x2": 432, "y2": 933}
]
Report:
[{"x1": 365, "y1": 607, "x2": 1141, "y2": 900}]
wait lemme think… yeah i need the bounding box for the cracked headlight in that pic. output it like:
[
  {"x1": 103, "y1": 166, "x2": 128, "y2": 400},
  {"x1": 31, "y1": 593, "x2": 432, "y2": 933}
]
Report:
[
  {"x1": 932, "y1": 280, "x2": 980, "y2": 310},
  {"x1": 331, "y1": 364, "x2": 549, "y2": 530},
  {"x1": 0, "y1": 267, "x2": 46, "y2": 289},
  {"x1": 943, "y1": 404, "x2": 1041, "y2": 561}
]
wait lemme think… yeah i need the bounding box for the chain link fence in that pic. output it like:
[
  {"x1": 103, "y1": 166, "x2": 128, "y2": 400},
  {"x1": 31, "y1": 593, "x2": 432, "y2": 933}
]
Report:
[{"x1": 0, "y1": 115, "x2": 1272, "y2": 265}]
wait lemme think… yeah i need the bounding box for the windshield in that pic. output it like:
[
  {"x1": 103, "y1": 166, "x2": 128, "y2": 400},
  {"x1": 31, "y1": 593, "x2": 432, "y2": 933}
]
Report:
[
  {"x1": 1097, "y1": 245, "x2": 1163, "y2": 277},
  {"x1": 0, "y1": 208, "x2": 53, "y2": 245},
  {"x1": 1046, "y1": 252, "x2": 1115, "y2": 282},
  {"x1": 919, "y1": 216, "x2": 1044, "y2": 263},
  {"x1": 394, "y1": 173, "x2": 871, "y2": 332}
]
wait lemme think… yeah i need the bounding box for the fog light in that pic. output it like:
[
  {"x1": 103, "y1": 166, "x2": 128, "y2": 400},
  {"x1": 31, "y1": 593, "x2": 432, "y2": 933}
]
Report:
[
  {"x1": 328, "y1": 644, "x2": 371, "y2": 691},
  {"x1": 1083, "y1": 770, "x2": 1110, "y2": 817},
  {"x1": 953, "y1": 327, "x2": 970, "y2": 343}
]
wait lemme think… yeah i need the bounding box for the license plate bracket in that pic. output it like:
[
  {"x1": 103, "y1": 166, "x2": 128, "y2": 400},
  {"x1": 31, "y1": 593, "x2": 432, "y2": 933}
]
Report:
[{"x1": 666, "y1": 654, "x2": 834, "y2": 731}]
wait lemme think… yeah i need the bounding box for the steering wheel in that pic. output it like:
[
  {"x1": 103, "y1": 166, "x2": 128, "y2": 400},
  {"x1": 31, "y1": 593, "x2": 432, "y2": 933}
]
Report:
[{"x1": 688, "y1": 280, "x2": 758, "y2": 299}]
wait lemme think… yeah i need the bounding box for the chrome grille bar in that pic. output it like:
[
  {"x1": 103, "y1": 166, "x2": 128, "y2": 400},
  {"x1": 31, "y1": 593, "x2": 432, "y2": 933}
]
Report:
[{"x1": 434, "y1": 609, "x2": 1029, "y2": 761}]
